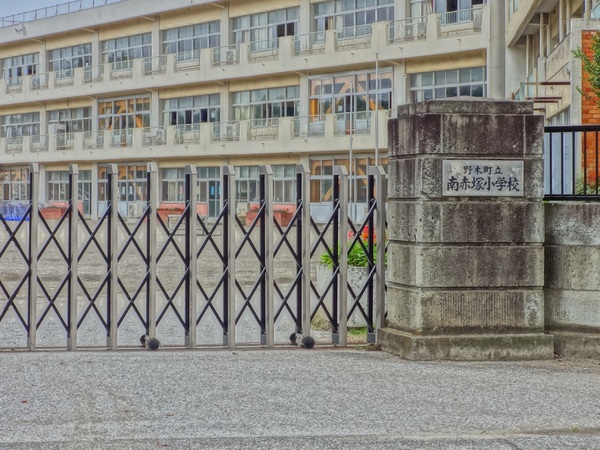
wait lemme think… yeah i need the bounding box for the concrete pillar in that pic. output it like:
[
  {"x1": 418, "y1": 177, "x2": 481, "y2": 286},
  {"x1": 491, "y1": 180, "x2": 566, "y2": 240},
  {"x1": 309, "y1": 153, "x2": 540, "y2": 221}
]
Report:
[
  {"x1": 379, "y1": 99, "x2": 554, "y2": 360},
  {"x1": 585, "y1": 0, "x2": 592, "y2": 20},
  {"x1": 298, "y1": 0, "x2": 310, "y2": 35},
  {"x1": 392, "y1": 61, "x2": 406, "y2": 107},
  {"x1": 559, "y1": 0, "x2": 564, "y2": 42},
  {"x1": 487, "y1": 0, "x2": 505, "y2": 99}
]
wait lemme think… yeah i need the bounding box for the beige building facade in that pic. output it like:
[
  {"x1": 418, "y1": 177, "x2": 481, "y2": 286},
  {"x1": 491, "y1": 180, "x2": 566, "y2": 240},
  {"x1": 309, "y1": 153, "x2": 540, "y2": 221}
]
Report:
[
  {"x1": 507, "y1": 0, "x2": 600, "y2": 124},
  {"x1": 0, "y1": 0, "x2": 497, "y2": 219}
]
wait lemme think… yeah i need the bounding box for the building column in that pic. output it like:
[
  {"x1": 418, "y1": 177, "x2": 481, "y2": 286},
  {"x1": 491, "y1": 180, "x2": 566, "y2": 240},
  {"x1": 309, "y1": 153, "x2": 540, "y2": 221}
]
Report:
[
  {"x1": 298, "y1": 0, "x2": 311, "y2": 35},
  {"x1": 379, "y1": 99, "x2": 554, "y2": 360},
  {"x1": 151, "y1": 19, "x2": 160, "y2": 61},
  {"x1": 488, "y1": 0, "x2": 505, "y2": 99},
  {"x1": 559, "y1": 0, "x2": 564, "y2": 42},
  {"x1": 219, "y1": 5, "x2": 230, "y2": 46},
  {"x1": 151, "y1": 91, "x2": 160, "y2": 128},
  {"x1": 392, "y1": 61, "x2": 406, "y2": 108},
  {"x1": 38, "y1": 40, "x2": 47, "y2": 74},
  {"x1": 585, "y1": 0, "x2": 592, "y2": 20},
  {"x1": 220, "y1": 83, "x2": 230, "y2": 122}
]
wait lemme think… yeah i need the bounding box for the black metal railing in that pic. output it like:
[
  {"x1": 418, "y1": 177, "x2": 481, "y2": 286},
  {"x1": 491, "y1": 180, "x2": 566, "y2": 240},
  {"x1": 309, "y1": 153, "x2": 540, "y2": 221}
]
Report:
[{"x1": 544, "y1": 125, "x2": 600, "y2": 200}]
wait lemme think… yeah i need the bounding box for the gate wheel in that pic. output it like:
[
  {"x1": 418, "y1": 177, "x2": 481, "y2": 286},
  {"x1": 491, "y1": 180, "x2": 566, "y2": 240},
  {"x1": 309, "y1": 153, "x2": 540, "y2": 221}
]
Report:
[
  {"x1": 301, "y1": 336, "x2": 316, "y2": 349},
  {"x1": 140, "y1": 335, "x2": 161, "y2": 351}
]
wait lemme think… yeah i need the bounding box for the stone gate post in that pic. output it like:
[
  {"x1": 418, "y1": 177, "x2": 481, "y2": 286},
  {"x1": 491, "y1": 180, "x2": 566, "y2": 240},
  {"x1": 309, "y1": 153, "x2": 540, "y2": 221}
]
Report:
[{"x1": 379, "y1": 99, "x2": 554, "y2": 360}]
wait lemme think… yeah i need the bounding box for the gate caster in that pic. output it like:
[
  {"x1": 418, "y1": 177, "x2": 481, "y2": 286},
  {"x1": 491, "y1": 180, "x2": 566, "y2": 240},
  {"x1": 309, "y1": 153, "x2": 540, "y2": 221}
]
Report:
[
  {"x1": 140, "y1": 334, "x2": 161, "y2": 351},
  {"x1": 289, "y1": 333, "x2": 316, "y2": 349}
]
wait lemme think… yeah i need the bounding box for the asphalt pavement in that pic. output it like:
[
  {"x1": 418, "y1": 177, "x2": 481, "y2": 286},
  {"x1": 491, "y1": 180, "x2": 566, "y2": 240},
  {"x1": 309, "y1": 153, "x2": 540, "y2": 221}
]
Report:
[{"x1": 1, "y1": 347, "x2": 600, "y2": 449}]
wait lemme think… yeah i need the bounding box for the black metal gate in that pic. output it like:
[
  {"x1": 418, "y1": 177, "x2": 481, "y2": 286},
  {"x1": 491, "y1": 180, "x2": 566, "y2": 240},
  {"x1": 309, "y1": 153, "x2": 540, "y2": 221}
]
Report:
[{"x1": 0, "y1": 163, "x2": 387, "y2": 350}]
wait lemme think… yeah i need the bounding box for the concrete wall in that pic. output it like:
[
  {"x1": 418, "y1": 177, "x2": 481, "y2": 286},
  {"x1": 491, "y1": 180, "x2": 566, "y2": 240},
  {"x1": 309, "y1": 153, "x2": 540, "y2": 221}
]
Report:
[
  {"x1": 545, "y1": 202, "x2": 600, "y2": 357},
  {"x1": 379, "y1": 98, "x2": 554, "y2": 361}
]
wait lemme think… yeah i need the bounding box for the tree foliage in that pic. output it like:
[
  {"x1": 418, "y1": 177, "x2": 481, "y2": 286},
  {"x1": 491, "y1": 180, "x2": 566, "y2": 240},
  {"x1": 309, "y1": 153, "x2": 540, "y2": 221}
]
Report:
[{"x1": 573, "y1": 32, "x2": 600, "y2": 104}]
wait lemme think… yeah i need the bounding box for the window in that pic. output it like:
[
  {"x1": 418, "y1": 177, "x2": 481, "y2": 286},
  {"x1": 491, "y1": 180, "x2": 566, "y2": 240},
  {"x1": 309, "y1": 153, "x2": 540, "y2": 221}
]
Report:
[
  {"x1": 235, "y1": 165, "x2": 259, "y2": 204},
  {"x1": 310, "y1": 157, "x2": 380, "y2": 203},
  {"x1": 1, "y1": 113, "x2": 40, "y2": 138},
  {"x1": 1, "y1": 53, "x2": 39, "y2": 83},
  {"x1": 197, "y1": 166, "x2": 221, "y2": 203},
  {"x1": 102, "y1": 33, "x2": 152, "y2": 69},
  {"x1": 410, "y1": 0, "x2": 430, "y2": 18},
  {"x1": 46, "y1": 171, "x2": 69, "y2": 201},
  {"x1": 48, "y1": 44, "x2": 92, "y2": 78},
  {"x1": 98, "y1": 96, "x2": 151, "y2": 132},
  {"x1": 160, "y1": 168, "x2": 185, "y2": 202},
  {"x1": 233, "y1": 86, "x2": 299, "y2": 121},
  {"x1": 164, "y1": 94, "x2": 220, "y2": 127},
  {"x1": 409, "y1": 66, "x2": 486, "y2": 102},
  {"x1": 0, "y1": 167, "x2": 29, "y2": 202},
  {"x1": 197, "y1": 167, "x2": 221, "y2": 217},
  {"x1": 79, "y1": 170, "x2": 92, "y2": 216},
  {"x1": 310, "y1": 159, "x2": 334, "y2": 203},
  {"x1": 163, "y1": 21, "x2": 220, "y2": 60},
  {"x1": 273, "y1": 164, "x2": 296, "y2": 203},
  {"x1": 48, "y1": 108, "x2": 92, "y2": 133},
  {"x1": 233, "y1": 7, "x2": 299, "y2": 50},
  {"x1": 314, "y1": 0, "x2": 393, "y2": 34},
  {"x1": 310, "y1": 69, "x2": 392, "y2": 116},
  {"x1": 97, "y1": 164, "x2": 148, "y2": 216}
]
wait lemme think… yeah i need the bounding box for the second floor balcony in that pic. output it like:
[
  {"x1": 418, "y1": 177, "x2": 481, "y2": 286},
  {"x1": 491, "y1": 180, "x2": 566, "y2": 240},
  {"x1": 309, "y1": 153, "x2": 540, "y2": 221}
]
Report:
[{"x1": 0, "y1": 110, "x2": 388, "y2": 163}]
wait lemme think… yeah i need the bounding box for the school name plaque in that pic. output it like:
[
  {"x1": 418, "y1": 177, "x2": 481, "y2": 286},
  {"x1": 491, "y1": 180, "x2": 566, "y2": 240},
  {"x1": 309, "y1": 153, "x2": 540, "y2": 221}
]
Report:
[{"x1": 442, "y1": 160, "x2": 524, "y2": 197}]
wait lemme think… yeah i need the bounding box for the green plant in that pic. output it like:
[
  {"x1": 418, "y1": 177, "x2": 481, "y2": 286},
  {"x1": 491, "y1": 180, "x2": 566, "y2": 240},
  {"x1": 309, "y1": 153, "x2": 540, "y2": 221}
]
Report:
[
  {"x1": 320, "y1": 227, "x2": 386, "y2": 268},
  {"x1": 576, "y1": 176, "x2": 600, "y2": 195},
  {"x1": 573, "y1": 32, "x2": 600, "y2": 103}
]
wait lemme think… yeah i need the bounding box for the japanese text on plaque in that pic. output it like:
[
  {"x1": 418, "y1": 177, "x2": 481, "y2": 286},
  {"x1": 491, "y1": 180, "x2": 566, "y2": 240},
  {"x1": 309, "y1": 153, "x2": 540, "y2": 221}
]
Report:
[{"x1": 442, "y1": 160, "x2": 524, "y2": 197}]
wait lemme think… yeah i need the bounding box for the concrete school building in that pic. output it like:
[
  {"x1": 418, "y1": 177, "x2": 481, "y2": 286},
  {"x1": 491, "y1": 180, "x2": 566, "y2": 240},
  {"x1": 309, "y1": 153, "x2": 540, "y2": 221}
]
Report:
[{"x1": 0, "y1": 0, "x2": 591, "y2": 220}]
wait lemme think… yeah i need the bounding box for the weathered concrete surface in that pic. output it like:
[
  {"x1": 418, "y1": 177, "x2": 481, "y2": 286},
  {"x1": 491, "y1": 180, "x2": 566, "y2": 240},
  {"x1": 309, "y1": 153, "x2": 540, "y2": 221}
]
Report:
[
  {"x1": 545, "y1": 202, "x2": 600, "y2": 356},
  {"x1": 382, "y1": 98, "x2": 553, "y2": 360},
  {"x1": 2, "y1": 349, "x2": 600, "y2": 449}
]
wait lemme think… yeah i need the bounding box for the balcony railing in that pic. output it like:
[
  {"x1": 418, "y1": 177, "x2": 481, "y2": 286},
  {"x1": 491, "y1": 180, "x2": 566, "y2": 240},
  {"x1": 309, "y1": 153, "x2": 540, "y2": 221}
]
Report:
[
  {"x1": 84, "y1": 131, "x2": 104, "y2": 149},
  {"x1": 249, "y1": 38, "x2": 279, "y2": 62},
  {"x1": 388, "y1": 17, "x2": 427, "y2": 42},
  {"x1": 212, "y1": 122, "x2": 240, "y2": 142},
  {"x1": 31, "y1": 134, "x2": 49, "y2": 152},
  {"x1": 212, "y1": 45, "x2": 240, "y2": 66},
  {"x1": 56, "y1": 132, "x2": 75, "y2": 150},
  {"x1": 334, "y1": 111, "x2": 372, "y2": 136},
  {"x1": 294, "y1": 31, "x2": 326, "y2": 56},
  {"x1": 174, "y1": 50, "x2": 201, "y2": 71},
  {"x1": 439, "y1": 7, "x2": 483, "y2": 35},
  {"x1": 84, "y1": 64, "x2": 104, "y2": 83},
  {"x1": 54, "y1": 70, "x2": 75, "y2": 86},
  {"x1": 336, "y1": 24, "x2": 373, "y2": 50},
  {"x1": 292, "y1": 115, "x2": 327, "y2": 138},
  {"x1": 32, "y1": 73, "x2": 49, "y2": 90},
  {"x1": 110, "y1": 129, "x2": 133, "y2": 147},
  {"x1": 143, "y1": 127, "x2": 166, "y2": 146},
  {"x1": 248, "y1": 118, "x2": 279, "y2": 141},
  {"x1": 5, "y1": 77, "x2": 23, "y2": 92},
  {"x1": 0, "y1": 0, "x2": 125, "y2": 27},
  {"x1": 176, "y1": 124, "x2": 201, "y2": 144},
  {"x1": 144, "y1": 56, "x2": 167, "y2": 75},
  {"x1": 6, "y1": 136, "x2": 23, "y2": 153},
  {"x1": 0, "y1": 112, "x2": 389, "y2": 157},
  {"x1": 110, "y1": 60, "x2": 134, "y2": 77}
]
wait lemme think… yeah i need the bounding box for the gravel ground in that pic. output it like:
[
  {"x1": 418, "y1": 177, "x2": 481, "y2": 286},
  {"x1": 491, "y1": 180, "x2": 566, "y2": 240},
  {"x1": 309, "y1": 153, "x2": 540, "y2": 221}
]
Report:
[{"x1": 0, "y1": 349, "x2": 600, "y2": 449}]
